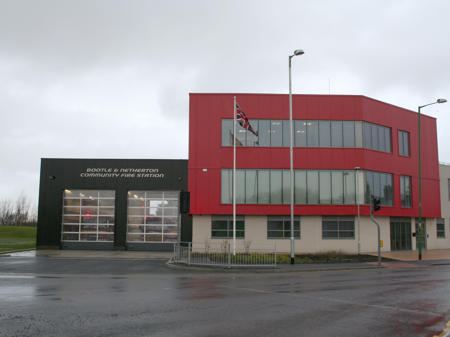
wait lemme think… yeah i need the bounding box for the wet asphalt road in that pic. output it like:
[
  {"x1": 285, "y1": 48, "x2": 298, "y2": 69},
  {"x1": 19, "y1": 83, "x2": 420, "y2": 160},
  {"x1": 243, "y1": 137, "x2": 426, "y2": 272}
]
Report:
[{"x1": 1, "y1": 256, "x2": 450, "y2": 337}]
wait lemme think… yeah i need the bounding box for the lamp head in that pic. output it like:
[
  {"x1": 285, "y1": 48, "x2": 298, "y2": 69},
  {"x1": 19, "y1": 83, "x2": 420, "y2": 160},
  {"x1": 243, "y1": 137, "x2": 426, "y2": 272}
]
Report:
[
  {"x1": 437, "y1": 98, "x2": 447, "y2": 104},
  {"x1": 293, "y1": 49, "x2": 304, "y2": 56}
]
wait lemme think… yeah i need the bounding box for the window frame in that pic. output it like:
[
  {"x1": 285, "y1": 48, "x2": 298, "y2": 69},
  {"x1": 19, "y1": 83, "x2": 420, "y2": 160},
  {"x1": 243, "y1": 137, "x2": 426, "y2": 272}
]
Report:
[
  {"x1": 398, "y1": 130, "x2": 410, "y2": 157},
  {"x1": 211, "y1": 215, "x2": 245, "y2": 239},
  {"x1": 322, "y1": 216, "x2": 355, "y2": 240},
  {"x1": 363, "y1": 122, "x2": 392, "y2": 153},
  {"x1": 400, "y1": 175, "x2": 412, "y2": 208},
  {"x1": 267, "y1": 216, "x2": 301, "y2": 239},
  {"x1": 62, "y1": 189, "x2": 115, "y2": 243},
  {"x1": 437, "y1": 218, "x2": 445, "y2": 238},
  {"x1": 222, "y1": 119, "x2": 364, "y2": 149}
]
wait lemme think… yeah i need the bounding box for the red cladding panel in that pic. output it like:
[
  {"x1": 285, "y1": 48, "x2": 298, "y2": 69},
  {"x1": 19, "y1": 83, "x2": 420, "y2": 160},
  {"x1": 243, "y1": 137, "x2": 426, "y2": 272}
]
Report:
[{"x1": 188, "y1": 93, "x2": 441, "y2": 218}]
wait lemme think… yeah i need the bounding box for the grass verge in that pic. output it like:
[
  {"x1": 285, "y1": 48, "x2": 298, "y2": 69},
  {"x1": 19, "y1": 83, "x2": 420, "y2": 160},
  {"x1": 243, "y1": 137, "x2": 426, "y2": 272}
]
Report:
[
  {"x1": 0, "y1": 225, "x2": 36, "y2": 253},
  {"x1": 277, "y1": 251, "x2": 392, "y2": 264}
]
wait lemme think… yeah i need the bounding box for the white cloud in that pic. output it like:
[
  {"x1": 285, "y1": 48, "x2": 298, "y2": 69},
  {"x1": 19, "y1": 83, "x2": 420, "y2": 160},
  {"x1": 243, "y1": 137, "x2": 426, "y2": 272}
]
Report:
[{"x1": 0, "y1": 0, "x2": 450, "y2": 203}]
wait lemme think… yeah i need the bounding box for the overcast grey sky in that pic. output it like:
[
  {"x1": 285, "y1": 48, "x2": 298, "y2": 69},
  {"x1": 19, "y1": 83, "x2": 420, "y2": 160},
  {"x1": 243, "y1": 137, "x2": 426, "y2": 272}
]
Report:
[{"x1": 1, "y1": 0, "x2": 449, "y2": 205}]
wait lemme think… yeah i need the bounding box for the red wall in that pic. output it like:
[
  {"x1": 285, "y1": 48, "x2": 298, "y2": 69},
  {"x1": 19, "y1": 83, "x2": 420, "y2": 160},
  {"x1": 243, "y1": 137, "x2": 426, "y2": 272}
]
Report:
[{"x1": 188, "y1": 93, "x2": 441, "y2": 218}]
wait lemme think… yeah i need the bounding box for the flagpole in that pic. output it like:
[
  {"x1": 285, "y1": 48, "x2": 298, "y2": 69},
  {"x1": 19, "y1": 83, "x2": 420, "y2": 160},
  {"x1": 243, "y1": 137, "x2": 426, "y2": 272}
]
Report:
[{"x1": 233, "y1": 96, "x2": 237, "y2": 256}]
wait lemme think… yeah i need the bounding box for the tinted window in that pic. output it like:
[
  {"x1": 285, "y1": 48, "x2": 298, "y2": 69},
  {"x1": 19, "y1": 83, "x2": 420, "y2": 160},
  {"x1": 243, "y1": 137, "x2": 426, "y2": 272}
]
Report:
[
  {"x1": 319, "y1": 171, "x2": 331, "y2": 204},
  {"x1": 331, "y1": 171, "x2": 343, "y2": 204},
  {"x1": 282, "y1": 170, "x2": 290, "y2": 205},
  {"x1": 271, "y1": 120, "x2": 283, "y2": 147},
  {"x1": 246, "y1": 119, "x2": 259, "y2": 146},
  {"x1": 331, "y1": 121, "x2": 343, "y2": 147},
  {"x1": 282, "y1": 120, "x2": 291, "y2": 147},
  {"x1": 257, "y1": 170, "x2": 270, "y2": 203},
  {"x1": 295, "y1": 120, "x2": 307, "y2": 147},
  {"x1": 307, "y1": 170, "x2": 319, "y2": 204},
  {"x1": 222, "y1": 119, "x2": 233, "y2": 146},
  {"x1": 221, "y1": 169, "x2": 232, "y2": 203},
  {"x1": 364, "y1": 122, "x2": 372, "y2": 148},
  {"x1": 319, "y1": 120, "x2": 331, "y2": 147},
  {"x1": 270, "y1": 170, "x2": 282, "y2": 204},
  {"x1": 295, "y1": 170, "x2": 307, "y2": 204},
  {"x1": 307, "y1": 121, "x2": 319, "y2": 147},
  {"x1": 399, "y1": 130, "x2": 410, "y2": 156},
  {"x1": 245, "y1": 170, "x2": 257, "y2": 204},
  {"x1": 342, "y1": 121, "x2": 355, "y2": 147},
  {"x1": 236, "y1": 170, "x2": 245, "y2": 203},
  {"x1": 344, "y1": 171, "x2": 356, "y2": 204},
  {"x1": 258, "y1": 120, "x2": 271, "y2": 146}
]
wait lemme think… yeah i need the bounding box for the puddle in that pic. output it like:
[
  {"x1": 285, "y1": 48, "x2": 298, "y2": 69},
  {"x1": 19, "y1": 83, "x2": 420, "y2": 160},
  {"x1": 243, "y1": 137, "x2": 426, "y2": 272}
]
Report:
[{"x1": 8, "y1": 250, "x2": 36, "y2": 257}]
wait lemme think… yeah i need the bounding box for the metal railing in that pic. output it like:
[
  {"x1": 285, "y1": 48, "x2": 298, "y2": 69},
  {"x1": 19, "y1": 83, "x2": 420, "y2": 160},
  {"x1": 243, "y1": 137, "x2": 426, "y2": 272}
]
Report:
[{"x1": 173, "y1": 241, "x2": 277, "y2": 268}]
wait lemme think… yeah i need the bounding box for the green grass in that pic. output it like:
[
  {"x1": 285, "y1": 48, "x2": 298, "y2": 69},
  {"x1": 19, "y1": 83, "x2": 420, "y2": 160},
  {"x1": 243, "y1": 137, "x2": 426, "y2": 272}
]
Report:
[
  {"x1": 0, "y1": 225, "x2": 36, "y2": 253},
  {"x1": 277, "y1": 251, "x2": 391, "y2": 264}
]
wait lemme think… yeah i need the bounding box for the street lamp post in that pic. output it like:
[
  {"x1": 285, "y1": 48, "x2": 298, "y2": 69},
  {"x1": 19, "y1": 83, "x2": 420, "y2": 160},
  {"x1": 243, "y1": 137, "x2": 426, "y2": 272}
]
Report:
[
  {"x1": 417, "y1": 98, "x2": 446, "y2": 260},
  {"x1": 354, "y1": 167, "x2": 361, "y2": 255},
  {"x1": 289, "y1": 49, "x2": 304, "y2": 265}
]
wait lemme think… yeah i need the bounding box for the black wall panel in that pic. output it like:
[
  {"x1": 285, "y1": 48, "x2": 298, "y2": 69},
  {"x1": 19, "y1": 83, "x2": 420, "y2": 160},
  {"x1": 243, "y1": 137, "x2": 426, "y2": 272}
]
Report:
[{"x1": 37, "y1": 158, "x2": 191, "y2": 250}]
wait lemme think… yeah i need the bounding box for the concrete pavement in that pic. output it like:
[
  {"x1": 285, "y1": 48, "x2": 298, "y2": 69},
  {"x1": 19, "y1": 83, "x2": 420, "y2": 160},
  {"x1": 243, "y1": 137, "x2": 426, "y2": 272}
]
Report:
[
  {"x1": 368, "y1": 249, "x2": 450, "y2": 261},
  {"x1": 25, "y1": 249, "x2": 173, "y2": 260},
  {"x1": 31, "y1": 248, "x2": 450, "y2": 263}
]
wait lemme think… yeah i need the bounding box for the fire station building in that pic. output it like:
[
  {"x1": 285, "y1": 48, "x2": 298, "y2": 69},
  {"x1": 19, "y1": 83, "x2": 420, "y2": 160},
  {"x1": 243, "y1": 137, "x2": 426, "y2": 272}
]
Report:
[
  {"x1": 188, "y1": 93, "x2": 450, "y2": 253},
  {"x1": 36, "y1": 93, "x2": 450, "y2": 252}
]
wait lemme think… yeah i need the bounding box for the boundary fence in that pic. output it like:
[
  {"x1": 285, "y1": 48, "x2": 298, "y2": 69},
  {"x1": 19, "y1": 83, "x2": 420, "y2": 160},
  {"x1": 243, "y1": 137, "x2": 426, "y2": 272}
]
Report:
[{"x1": 173, "y1": 241, "x2": 277, "y2": 268}]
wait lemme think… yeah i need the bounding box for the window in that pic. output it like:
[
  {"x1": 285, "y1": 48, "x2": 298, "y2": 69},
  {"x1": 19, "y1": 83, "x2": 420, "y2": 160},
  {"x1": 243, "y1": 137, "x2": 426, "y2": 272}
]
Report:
[
  {"x1": 363, "y1": 122, "x2": 391, "y2": 153},
  {"x1": 221, "y1": 170, "x2": 232, "y2": 204},
  {"x1": 354, "y1": 121, "x2": 363, "y2": 147},
  {"x1": 211, "y1": 216, "x2": 244, "y2": 238},
  {"x1": 222, "y1": 119, "x2": 363, "y2": 148},
  {"x1": 258, "y1": 170, "x2": 270, "y2": 204},
  {"x1": 267, "y1": 216, "x2": 300, "y2": 239},
  {"x1": 344, "y1": 171, "x2": 356, "y2": 204},
  {"x1": 127, "y1": 191, "x2": 179, "y2": 243},
  {"x1": 437, "y1": 218, "x2": 445, "y2": 238},
  {"x1": 282, "y1": 120, "x2": 291, "y2": 147},
  {"x1": 319, "y1": 171, "x2": 331, "y2": 204},
  {"x1": 307, "y1": 120, "x2": 319, "y2": 147},
  {"x1": 271, "y1": 120, "x2": 283, "y2": 146},
  {"x1": 258, "y1": 120, "x2": 271, "y2": 146},
  {"x1": 322, "y1": 216, "x2": 355, "y2": 239},
  {"x1": 295, "y1": 120, "x2": 307, "y2": 146},
  {"x1": 331, "y1": 171, "x2": 344, "y2": 204},
  {"x1": 294, "y1": 170, "x2": 307, "y2": 204},
  {"x1": 246, "y1": 119, "x2": 259, "y2": 146},
  {"x1": 364, "y1": 171, "x2": 393, "y2": 206},
  {"x1": 319, "y1": 120, "x2": 331, "y2": 147},
  {"x1": 332, "y1": 121, "x2": 344, "y2": 147},
  {"x1": 398, "y1": 130, "x2": 410, "y2": 156},
  {"x1": 400, "y1": 175, "x2": 412, "y2": 207},
  {"x1": 245, "y1": 170, "x2": 257, "y2": 204},
  {"x1": 307, "y1": 170, "x2": 319, "y2": 204},
  {"x1": 235, "y1": 170, "x2": 245, "y2": 203},
  {"x1": 270, "y1": 170, "x2": 283, "y2": 204},
  {"x1": 62, "y1": 189, "x2": 115, "y2": 242},
  {"x1": 221, "y1": 119, "x2": 233, "y2": 146},
  {"x1": 221, "y1": 169, "x2": 360, "y2": 205}
]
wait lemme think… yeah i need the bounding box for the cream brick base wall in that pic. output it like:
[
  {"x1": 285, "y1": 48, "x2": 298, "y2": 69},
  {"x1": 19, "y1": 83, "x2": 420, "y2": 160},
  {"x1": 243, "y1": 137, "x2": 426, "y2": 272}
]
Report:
[{"x1": 191, "y1": 215, "x2": 449, "y2": 253}]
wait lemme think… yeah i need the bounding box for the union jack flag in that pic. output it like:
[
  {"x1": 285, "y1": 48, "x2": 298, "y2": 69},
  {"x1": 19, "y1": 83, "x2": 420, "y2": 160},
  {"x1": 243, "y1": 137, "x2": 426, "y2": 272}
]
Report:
[{"x1": 236, "y1": 103, "x2": 258, "y2": 136}]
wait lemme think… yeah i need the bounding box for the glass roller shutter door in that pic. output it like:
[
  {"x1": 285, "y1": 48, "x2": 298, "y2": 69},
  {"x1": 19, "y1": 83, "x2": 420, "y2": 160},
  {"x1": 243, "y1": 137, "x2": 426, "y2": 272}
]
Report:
[
  {"x1": 62, "y1": 189, "x2": 115, "y2": 242},
  {"x1": 127, "y1": 191, "x2": 180, "y2": 243}
]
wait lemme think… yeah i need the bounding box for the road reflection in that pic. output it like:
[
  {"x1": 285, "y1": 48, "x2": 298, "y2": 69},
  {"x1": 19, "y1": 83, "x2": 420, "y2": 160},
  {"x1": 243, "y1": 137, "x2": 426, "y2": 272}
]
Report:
[{"x1": 177, "y1": 277, "x2": 224, "y2": 300}]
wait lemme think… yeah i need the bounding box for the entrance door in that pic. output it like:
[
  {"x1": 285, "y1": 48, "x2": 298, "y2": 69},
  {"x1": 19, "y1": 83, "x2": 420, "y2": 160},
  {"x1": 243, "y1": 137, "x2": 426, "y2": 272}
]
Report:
[
  {"x1": 390, "y1": 218, "x2": 412, "y2": 251},
  {"x1": 415, "y1": 218, "x2": 427, "y2": 250}
]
